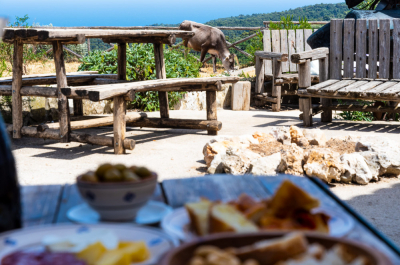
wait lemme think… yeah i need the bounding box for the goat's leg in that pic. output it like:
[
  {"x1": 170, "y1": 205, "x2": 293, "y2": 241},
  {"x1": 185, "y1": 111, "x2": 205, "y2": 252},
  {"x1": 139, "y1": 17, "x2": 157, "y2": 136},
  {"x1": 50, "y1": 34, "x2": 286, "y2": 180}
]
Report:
[{"x1": 212, "y1": 55, "x2": 216, "y2": 73}]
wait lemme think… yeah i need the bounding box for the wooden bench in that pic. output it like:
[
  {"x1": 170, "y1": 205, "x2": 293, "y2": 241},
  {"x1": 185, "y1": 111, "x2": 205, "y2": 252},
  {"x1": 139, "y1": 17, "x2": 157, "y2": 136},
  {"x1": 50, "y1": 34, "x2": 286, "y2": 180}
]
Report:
[
  {"x1": 294, "y1": 18, "x2": 400, "y2": 127},
  {"x1": 255, "y1": 29, "x2": 319, "y2": 111}
]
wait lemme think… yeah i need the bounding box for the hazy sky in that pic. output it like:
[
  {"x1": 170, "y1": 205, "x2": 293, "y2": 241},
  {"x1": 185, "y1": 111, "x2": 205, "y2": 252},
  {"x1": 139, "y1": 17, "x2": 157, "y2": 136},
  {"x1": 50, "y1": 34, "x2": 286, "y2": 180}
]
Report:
[{"x1": 1, "y1": 0, "x2": 344, "y2": 26}]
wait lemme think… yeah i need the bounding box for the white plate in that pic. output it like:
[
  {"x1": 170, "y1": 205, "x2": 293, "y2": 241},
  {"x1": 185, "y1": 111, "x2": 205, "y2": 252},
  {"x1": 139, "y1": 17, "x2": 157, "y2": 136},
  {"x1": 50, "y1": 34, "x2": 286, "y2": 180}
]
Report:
[
  {"x1": 67, "y1": 201, "x2": 173, "y2": 225},
  {"x1": 161, "y1": 207, "x2": 355, "y2": 242},
  {"x1": 0, "y1": 224, "x2": 179, "y2": 265}
]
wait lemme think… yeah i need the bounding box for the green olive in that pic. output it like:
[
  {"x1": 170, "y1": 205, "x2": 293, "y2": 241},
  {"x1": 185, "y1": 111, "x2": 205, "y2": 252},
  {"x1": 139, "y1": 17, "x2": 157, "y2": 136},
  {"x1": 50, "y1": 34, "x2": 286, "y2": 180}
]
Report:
[
  {"x1": 114, "y1": 164, "x2": 127, "y2": 172},
  {"x1": 81, "y1": 172, "x2": 98, "y2": 183},
  {"x1": 95, "y1": 163, "x2": 113, "y2": 180},
  {"x1": 129, "y1": 166, "x2": 137, "y2": 173},
  {"x1": 134, "y1": 167, "x2": 152, "y2": 178},
  {"x1": 103, "y1": 168, "x2": 123, "y2": 182},
  {"x1": 121, "y1": 169, "x2": 141, "y2": 182}
]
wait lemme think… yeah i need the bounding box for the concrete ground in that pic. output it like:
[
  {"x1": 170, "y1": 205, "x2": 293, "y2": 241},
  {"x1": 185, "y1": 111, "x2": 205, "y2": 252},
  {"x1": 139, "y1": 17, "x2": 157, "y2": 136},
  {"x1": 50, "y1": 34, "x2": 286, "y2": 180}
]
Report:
[{"x1": 11, "y1": 109, "x2": 400, "y2": 244}]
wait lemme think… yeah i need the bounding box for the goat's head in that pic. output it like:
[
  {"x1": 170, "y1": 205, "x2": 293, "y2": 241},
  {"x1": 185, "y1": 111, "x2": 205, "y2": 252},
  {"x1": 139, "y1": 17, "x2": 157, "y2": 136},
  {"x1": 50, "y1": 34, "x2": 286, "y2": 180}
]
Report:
[{"x1": 222, "y1": 54, "x2": 235, "y2": 72}]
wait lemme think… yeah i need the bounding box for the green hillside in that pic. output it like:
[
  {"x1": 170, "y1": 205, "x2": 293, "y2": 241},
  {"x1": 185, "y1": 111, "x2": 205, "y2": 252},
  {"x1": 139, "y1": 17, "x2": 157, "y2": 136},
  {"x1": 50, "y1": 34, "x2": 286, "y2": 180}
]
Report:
[{"x1": 206, "y1": 3, "x2": 348, "y2": 28}]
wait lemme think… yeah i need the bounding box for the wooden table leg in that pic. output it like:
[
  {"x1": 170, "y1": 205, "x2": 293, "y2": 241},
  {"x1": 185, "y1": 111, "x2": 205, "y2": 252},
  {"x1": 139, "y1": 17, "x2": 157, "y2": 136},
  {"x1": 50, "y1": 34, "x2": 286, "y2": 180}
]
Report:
[
  {"x1": 154, "y1": 43, "x2": 169, "y2": 118},
  {"x1": 206, "y1": 91, "x2": 218, "y2": 135},
  {"x1": 12, "y1": 40, "x2": 23, "y2": 139},
  {"x1": 53, "y1": 41, "x2": 71, "y2": 142},
  {"x1": 319, "y1": 57, "x2": 332, "y2": 122},
  {"x1": 272, "y1": 58, "x2": 281, "y2": 112},
  {"x1": 114, "y1": 42, "x2": 127, "y2": 154},
  {"x1": 114, "y1": 96, "x2": 126, "y2": 154},
  {"x1": 73, "y1": 99, "x2": 83, "y2": 116}
]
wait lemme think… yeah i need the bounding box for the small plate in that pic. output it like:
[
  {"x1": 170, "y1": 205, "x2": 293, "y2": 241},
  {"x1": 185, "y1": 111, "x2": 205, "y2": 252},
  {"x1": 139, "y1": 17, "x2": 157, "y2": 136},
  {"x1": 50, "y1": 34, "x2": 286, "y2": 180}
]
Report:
[
  {"x1": 161, "y1": 207, "x2": 355, "y2": 242},
  {"x1": 68, "y1": 201, "x2": 173, "y2": 225},
  {"x1": 0, "y1": 224, "x2": 179, "y2": 265}
]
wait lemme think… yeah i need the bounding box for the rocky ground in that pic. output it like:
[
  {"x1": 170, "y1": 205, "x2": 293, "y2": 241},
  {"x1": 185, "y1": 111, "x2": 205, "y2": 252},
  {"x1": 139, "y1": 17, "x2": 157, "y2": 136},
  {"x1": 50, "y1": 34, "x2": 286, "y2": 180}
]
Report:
[
  {"x1": 203, "y1": 126, "x2": 400, "y2": 185},
  {"x1": 10, "y1": 109, "x2": 400, "y2": 245}
]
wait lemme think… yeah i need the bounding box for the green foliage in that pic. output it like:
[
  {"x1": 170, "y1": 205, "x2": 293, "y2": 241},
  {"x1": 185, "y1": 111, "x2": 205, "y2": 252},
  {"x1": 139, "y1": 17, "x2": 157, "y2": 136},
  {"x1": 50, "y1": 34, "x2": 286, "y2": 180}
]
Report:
[
  {"x1": 244, "y1": 30, "x2": 263, "y2": 62},
  {"x1": 269, "y1": 15, "x2": 311, "y2": 30},
  {"x1": 78, "y1": 44, "x2": 202, "y2": 111},
  {"x1": 336, "y1": 100, "x2": 375, "y2": 122}
]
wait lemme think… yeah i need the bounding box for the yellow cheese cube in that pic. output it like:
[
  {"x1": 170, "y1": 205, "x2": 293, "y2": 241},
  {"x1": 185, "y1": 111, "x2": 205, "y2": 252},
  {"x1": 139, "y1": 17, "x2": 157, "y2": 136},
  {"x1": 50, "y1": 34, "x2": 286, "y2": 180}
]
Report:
[
  {"x1": 77, "y1": 242, "x2": 107, "y2": 265},
  {"x1": 95, "y1": 250, "x2": 130, "y2": 265},
  {"x1": 118, "y1": 241, "x2": 150, "y2": 262}
]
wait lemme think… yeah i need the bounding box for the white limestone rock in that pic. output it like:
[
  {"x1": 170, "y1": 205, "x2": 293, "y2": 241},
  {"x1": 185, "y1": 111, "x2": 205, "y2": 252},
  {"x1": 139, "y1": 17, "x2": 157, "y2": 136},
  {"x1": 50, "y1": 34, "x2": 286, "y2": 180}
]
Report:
[
  {"x1": 207, "y1": 153, "x2": 226, "y2": 174},
  {"x1": 303, "y1": 128, "x2": 327, "y2": 146},
  {"x1": 358, "y1": 151, "x2": 381, "y2": 181},
  {"x1": 280, "y1": 143, "x2": 305, "y2": 176},
  {"x1": 222, "y1": 147, "x2": 261, "y2": 175},
  {"x1": 356, "y1": 137, "x2": 400, "y2": 176},
  {"x1": 270, "y1": 127, "x2": 291, "y2": 145},
  {"x1": 303, "y1": 149, "x2": 344, "y2": 183},
  {"x1": 340, "y1": 153, "x2": 373, "y2": 185},
  {"x1": 289, "y1": 126, "x2": 309, "y2": 147},
  {"x1": 249, "y1": 152, "x2": 282, "y2": 176}
]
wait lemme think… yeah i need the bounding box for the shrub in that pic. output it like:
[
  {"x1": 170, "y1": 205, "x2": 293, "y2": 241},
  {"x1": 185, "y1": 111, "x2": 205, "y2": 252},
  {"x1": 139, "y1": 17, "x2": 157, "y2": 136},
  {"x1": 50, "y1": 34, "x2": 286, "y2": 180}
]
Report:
[{"x1": 78, "y1": 44, "x2": 202, "y2": 111}]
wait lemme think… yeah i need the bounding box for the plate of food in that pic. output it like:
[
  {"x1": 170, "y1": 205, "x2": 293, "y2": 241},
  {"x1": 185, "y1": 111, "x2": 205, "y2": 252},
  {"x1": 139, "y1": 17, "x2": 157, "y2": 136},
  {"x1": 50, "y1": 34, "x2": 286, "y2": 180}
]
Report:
[
  {"x1": 161, "y1": 180, "x2": 354, "y2": 241},
  {"x1": 160, "y1": 231, "x2": 391, "y2": 265},
  {"x1": 0, "y1": 224, "x2": 179, "y2": 265}
]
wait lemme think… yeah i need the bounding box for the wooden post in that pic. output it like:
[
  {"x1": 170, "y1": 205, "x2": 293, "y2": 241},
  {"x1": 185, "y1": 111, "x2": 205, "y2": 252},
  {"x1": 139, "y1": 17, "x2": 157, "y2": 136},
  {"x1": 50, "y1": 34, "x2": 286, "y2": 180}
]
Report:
[
  {"x1": 206, "y1": 90, "x2": 218, "y2": 135},
  {"x1": 12, "y1": 40, "x2": 23, "y2": 139},
  {"x1": 114, "y1": 42, "x2": 127, "y2": 154},
  {"x1": 272, "y1": 58, "x2": 281, "y2": 112},
  {"x1": 73, "y1": 100, "x2": 83, "y2": 116},
  {"x1": 319, "y1": 57, "x2": 332, "y2": 122},
  {"x1": 53, "y1": 41, "x2": 71, "y2": 142},
  {"x1": 300, "y1": 97, "x2": 312, "y2": 127},
  {"x1": 255, "y1": 56, "x2": 264, "y2": 94},
  {"x1": 298, "y1": 59, "x2": 312, "y2": 127},
  {"x1": 87, "y1": 38, "x2": 91, "y2": 54},
  {"x1": 154, "y1": 43, "x2": 169, "y2": 118}
]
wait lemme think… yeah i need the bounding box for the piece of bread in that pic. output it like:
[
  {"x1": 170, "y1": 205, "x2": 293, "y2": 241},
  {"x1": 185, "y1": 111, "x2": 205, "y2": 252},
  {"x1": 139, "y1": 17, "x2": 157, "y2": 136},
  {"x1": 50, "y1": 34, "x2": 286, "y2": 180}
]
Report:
[
  {"x1": 185, "y1": 199, "x2": 212, "y2": 236},
  {"x1": 209, "y1": 203, "x2": 258, "y2": 234},
  {"x1": 267, "y1": 180, "x2": 320, "y2": 218},
  {"x1": 244, "y1": 203, "x2": 268, "y2": 225},
  {"x1": 234, "y1": 232, "x2": 309, "y2": 265}
]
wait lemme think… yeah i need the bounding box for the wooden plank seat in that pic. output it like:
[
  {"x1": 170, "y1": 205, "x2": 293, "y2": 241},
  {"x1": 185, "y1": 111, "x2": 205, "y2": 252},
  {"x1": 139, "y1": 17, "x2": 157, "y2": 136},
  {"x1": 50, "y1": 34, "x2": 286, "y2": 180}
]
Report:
[
  {"x1": 255, "y1": 28, "x2": 322, "y2": 111},
  {"x1": 295, "y1": 18, "x2": 400, "y2": 127}
]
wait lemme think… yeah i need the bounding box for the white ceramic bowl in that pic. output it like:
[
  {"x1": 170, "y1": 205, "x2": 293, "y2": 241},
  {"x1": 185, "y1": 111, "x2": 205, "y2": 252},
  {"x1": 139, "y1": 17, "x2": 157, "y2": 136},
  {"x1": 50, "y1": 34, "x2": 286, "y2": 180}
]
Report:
[{"x1": 77, "y1": 172, "x2": 158, "y2": 221}]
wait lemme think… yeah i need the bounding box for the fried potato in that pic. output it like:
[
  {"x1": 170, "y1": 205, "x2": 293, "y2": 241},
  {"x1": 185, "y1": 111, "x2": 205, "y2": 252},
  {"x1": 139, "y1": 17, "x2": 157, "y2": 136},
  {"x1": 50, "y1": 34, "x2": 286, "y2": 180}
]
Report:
[
  {"x1": 77, "y1": 242, "x2": 107, "y2": 264},
  {"x1": 118, "y1": 241, "x2": 150, "y2": 262}
]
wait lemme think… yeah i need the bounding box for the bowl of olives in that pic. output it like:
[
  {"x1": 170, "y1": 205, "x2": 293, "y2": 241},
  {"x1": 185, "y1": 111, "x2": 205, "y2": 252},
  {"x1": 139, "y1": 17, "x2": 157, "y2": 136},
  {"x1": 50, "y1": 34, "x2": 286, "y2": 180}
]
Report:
[{"x1": 77, "y1": 163, "x2": 157, "y2": 221}]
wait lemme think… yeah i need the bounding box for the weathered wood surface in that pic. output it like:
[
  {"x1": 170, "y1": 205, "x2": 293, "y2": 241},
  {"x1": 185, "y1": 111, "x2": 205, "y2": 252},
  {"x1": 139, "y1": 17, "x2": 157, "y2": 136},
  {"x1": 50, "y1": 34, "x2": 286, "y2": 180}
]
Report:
[
  {"x1": 19, "y1": 175, "x2": 400, "y2": 264},
  {"x1": 255, "y1": 57, "x2": 265, "y2": 94},
  {"x1": 330, "y1": 19, "x2": 343, "y2": 80},
  {"x1": 61, "y1": 77, "x2": 239, "y2": 101},
  {"x1": 290, "y1": 48, "x2": 329, "y2": 63},
  {"x1": 53, "y1": 41, "x2": 71, "y2": 143},
  {"x1": 355, "y1": 19, "x2": 367, "y2": 78},
  {"x1": 206, "y1": 90, "x2": 218, "y2": 135},
  {"x1": 393, "y1": 19, "x2": 400, "y2": 79},
  {"x1": 298, "y1": 59, "x2": 311, "y2": 88},
  {"x1": 128, "y1": 118, "x2": 222, "y2": 131},
  {"x1": 300, "y1": 97, "x2": 313, "y2": 127},
  {"x1": 271, "y1": 58, "x2": 282, "y2": 112},
  {"x1": 280, "y1": 30, "x2": 289, "y2": 72},
  {"x1": 315, "y1": 104, "x2": 400, "y2": 113},
  {"x1": 272, "y1": 73, "x2": 319, "y2": 85},
  {"x1": 38, "y1": 112, "x2": 147, "y2": 131},
  {"x1": 343, "y1": 19, "x2": 355, "y2": 79},
  {"x1": 288, "y1": 30, "x2": 296, "y2": 72},
  {"x1": 21, "y1": 185, "x2": 63, "y2": 227},
  {"x1": 3, "y1": 28, "x2": 194, "y2": 43},
  {"x1": 368, "y1": 19, "x2": 378, "y2": 79},
  {"x1": 255, "y1": 94, "x2": 278, "y2": 103},
  {"x1": 11, "y1": 40, "x2": 23, "y2": 139},
  {"x1": 379, "y1": 19, "x2": 391, "y2": 80},
  {"x1": 307, "y1": 79, "x2": 340, "y2": 93},
  {"x1": 263, "y1": 30, "x2": 272, "y2": 75},
  {"x1": 255, "y1": 51, "x2": 288, "y2": 62},
  {"x1": 231, "y1": 82, "x2": 251, "y2": 111},
  {"x1": 5, "y1": 124, "x2": 135, "y2": 150}
]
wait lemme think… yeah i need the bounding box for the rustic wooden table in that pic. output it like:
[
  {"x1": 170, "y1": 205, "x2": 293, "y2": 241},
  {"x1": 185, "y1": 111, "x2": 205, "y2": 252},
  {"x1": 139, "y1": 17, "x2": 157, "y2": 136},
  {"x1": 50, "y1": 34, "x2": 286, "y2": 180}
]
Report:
[{"x1": 20, "y1": 174, "x2": 400, "y2": 263}]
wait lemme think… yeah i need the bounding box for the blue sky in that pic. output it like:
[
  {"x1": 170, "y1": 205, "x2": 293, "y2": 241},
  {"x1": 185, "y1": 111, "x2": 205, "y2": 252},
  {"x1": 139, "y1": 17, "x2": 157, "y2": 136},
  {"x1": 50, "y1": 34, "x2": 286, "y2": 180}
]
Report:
[{"x1": 1, "y1": 0, "x2": 344, "y2": 26}]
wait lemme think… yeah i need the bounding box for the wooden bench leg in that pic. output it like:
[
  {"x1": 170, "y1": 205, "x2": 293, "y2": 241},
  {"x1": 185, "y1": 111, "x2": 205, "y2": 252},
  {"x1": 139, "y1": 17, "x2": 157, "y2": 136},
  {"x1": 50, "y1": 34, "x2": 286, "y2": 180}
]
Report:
[
  {"x1": 53, "y1": 41, "x2": 71, "y2": 142},
  {"x1": 255, "y1": 56, "x2": 264, "y2": 94},
  {"x1": 154, "y1": 43, "x2": 169, "y2": 118},
  {"x1": 271, "y1": 85, "x2": 281, "y2": 112},
  {"x1": 321, "y1": 98, "x2": 332, "y2": 122},
  {"x1": 73, "y1": 99, "x2": 84, "y2": 116},
  {"x1": 300, "y1": 97, "x2": 313, "y2": 127},
  {"x1": 12, "y1": 40, "x2": 23, "y2": 139},
  {"x1": 212, "y1": 55, "x2": 217, "y2": 73},
  {"x1": 206, "y1": 91, "x2": 218, "y2": 135},
  {"x1": 114, "y1": 96, "x2": 126, "y2": 154}
]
